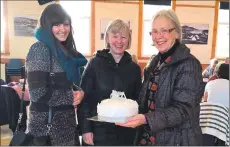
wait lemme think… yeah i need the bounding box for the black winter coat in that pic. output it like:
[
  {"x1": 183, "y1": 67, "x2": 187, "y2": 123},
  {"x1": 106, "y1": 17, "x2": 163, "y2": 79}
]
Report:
[
  {"x1": 78, "y1": 49, "x2": 142, "y2": 146},
  {"x1": 136, "y1": 43, "x2": 204, "y2": 146}
]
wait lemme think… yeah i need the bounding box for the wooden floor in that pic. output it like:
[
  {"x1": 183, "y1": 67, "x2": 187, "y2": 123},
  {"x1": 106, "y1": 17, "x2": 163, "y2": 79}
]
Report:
[{"x1": 1, "y1": 125, "x2": 13, "y2": 146}]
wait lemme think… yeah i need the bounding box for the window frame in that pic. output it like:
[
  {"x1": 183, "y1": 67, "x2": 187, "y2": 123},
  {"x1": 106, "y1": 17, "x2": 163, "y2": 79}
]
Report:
[
  {"x1": 211, "y1": 0, "x2": 229, "y2": 59},
  {"x1": 1, "y1": 1, "x2": 10, "y2": 56}
]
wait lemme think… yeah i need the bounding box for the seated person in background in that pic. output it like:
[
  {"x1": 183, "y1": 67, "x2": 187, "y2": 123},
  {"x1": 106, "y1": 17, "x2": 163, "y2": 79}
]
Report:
[
  {"x1": 203, "y1": 63, "x2": 229, "y2": 108},
  {"x1": 0, "y1": 79, "x2": 6, "y2": 85},
  {"x1": 202, "y1": 58, "x2": 218, "y2": 79},
  {"x1": 208, "y1": 61, "x2": 224, "y2": 82},
  {"x1": 225, "y1": 57, "x2": 229, "y2": 64},
  {"x1": 12, "y1": 84, "x2": 30, "y2": 101}
]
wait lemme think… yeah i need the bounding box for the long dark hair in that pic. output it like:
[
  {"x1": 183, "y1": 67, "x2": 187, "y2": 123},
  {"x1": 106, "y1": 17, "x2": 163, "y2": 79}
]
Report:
[{"x1": 39, "y1": 3, "x2": 78, "y2": 57}]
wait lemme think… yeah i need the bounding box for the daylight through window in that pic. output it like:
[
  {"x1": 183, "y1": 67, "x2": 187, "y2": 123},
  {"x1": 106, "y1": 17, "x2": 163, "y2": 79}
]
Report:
[
  {"x1": 60, "y1": 1, "x2": 91, "y2": 56},
  {"x1": 142, "y1": 4, "x2": 171, "y2": 57},
  {"x1": 215, "y1": 8, "x2": 229, "y2": 58}
]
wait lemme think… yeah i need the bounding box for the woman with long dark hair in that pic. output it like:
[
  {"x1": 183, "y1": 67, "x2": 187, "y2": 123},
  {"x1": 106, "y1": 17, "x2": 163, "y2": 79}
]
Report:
[{"x1": 26, "y1": 3, "x2": 87, "y2": 145}]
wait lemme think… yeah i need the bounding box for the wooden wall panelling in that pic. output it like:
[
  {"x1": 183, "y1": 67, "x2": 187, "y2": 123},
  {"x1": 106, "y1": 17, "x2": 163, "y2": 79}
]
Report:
[
  {"x1": 1, "y1": 58, "x2": 25, "y2": 64},
  {"x1": 175, "y1": 4, "x2": 215, "y2": 8},
  {"x1": 90, "y1": 0, "x2": 96, "y2": 57},
  {"x1": 172, "y1": 0, "x2": 176, "y2": 11},
  {"x1": 137, "y1": 0, "x2": 144, "y2": 59},
  {"x1": 94, "y1": 0, "x2": 139, "y2": 4}
]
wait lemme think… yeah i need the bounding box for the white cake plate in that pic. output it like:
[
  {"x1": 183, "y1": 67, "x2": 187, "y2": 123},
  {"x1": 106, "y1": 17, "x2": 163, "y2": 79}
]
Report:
[{"x1": 87, "y1": 116, "x2": 127, "y2": 123}]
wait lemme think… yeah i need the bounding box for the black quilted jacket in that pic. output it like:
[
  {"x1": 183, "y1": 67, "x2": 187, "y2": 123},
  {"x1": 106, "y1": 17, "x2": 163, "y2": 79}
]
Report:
[{"x1": 136, "y1": 43, "x2": 204, "y2": 146}]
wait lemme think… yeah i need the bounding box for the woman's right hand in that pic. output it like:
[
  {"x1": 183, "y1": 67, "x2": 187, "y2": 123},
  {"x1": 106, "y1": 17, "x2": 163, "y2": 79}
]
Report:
[
  {"x1": 73, "y1": 90, "x2": 84, "y2": 106},
  {"x1": 82, "y1": 132, "x2": 94, "y2": 145}
]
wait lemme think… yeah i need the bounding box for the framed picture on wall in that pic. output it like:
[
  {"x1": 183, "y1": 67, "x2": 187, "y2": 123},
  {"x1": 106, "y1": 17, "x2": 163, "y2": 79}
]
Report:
[
  {"x1": 100, "y1": 18, "x2": 132, "y2": 40},
  {"x1": 14, "y1": 15, "x2": 38, "y2": 37},
  {"x1": 181, "y1": 23, "x2": 209, "y2": 44}
]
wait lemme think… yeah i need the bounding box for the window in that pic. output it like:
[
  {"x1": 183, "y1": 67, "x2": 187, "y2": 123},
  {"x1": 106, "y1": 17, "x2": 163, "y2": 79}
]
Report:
[
  {"x1": 1, "y1": 1, "x2": 5, "y2": 53},
  {"x1": 215, "y1": 7, "x2": 229, "y2": 58},
  {"x1": 60, "y1": 1, "x2": 91, "y2": 56},
  {"x1": 142, "y1": 4, "x2": 171, "y2": 57}
]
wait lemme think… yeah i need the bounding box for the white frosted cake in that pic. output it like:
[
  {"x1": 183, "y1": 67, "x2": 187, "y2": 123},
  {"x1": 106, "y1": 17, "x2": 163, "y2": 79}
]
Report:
[{"x1": 97, "y1": 90, "x2": 138, "y2": 123}]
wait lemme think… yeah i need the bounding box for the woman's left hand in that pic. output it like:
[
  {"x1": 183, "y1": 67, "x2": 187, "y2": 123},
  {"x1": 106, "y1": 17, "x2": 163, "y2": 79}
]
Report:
[
  {"x1": 115, "y1": 114, "x2": 147, "y2": 128},
  {"x1": 73, "y1": 90, "x2": 84, "y2": 106}
]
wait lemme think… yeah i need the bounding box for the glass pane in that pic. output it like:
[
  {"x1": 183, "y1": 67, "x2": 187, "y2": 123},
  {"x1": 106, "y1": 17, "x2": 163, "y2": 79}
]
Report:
[
  {"x1": 216, "y1": 23, "x2": 229, "y2": 58},
  {"x1": 142, "y1": 20, "x2": 158, "y2": 57},
  {"x1": 215, "y1": 9, "x2": 229, "y2": 58},
  {"x1": 72, "y1": 17, "x2": 90, "y2": 55},
  {"x1": 60, "y1": 1, "x2": 91, "y2": 17},
  {"x1": 142, "y1": 5, "x2": 171, "y2": 57},
  {"x1": 60, "y1": 1, "x2": 91, "y2": 55}
]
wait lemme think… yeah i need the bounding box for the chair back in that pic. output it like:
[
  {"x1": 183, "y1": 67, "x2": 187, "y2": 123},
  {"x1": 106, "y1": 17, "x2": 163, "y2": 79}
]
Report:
[
  {"x1": 5, "y1": 59, "x2": 24, "y2": 83},
  {"x1": 6, "y1": 59, "x2": 23, "y2": 70},
  {"x1": 200, "y1": 102, "x2": 229, "y2": 145}
]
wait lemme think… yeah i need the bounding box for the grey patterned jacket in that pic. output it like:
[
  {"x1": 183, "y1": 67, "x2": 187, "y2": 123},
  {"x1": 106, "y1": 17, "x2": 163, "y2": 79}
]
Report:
[
  {"x1": 26, "y1": 41, "x2": 79, "y2": 146},
  {"x1": 136, "y1": 43, "x2": 205, "y2": 146}
]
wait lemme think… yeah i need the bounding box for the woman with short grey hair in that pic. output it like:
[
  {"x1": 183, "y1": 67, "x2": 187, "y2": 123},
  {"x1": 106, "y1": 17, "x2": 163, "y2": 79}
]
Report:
[
  {"x1": 116, "y1": 9, "x2": 204, "y2": 146},
  {"x1": 79, "y1": 19, "x2": 142, "y2": 146},
  {"x1": 152, "y1": 9, "x2": 182, "y2": 41}
]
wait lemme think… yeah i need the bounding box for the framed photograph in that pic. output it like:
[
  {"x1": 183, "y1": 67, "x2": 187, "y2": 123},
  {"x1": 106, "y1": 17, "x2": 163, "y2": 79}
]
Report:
[
  {"x1": 100, "y1": 18, "x2": 132, "y2": 40},
  {"x1": 181, "y1": 23, "x2": 209, "y2": 44},
  {"x1": 14, "y1": 15, "x2": 38, "y2": 37}
]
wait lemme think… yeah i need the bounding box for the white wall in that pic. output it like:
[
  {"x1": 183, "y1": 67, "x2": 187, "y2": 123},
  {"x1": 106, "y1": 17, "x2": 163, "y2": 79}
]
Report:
[{"x1": 175, "y1": 7, "x2": 215, "y2": 63}]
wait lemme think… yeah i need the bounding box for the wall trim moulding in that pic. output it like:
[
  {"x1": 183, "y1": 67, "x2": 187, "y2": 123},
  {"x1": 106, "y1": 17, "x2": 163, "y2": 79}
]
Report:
[
  {"x1": 94, "y1": 0, "x2": 139, "y2": 4},
  {"x1": 175, "y1": 4, "x2": 215, "y2": 8}
]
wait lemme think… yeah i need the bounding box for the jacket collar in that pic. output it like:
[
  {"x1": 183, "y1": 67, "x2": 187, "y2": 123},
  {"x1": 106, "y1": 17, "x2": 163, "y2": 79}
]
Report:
[
  {"x1": 145, "y1": 42, "x2": 191, "y2": 74},
  {"x1": 95, "y1": 49, "x2": 132, "y2": 66}
]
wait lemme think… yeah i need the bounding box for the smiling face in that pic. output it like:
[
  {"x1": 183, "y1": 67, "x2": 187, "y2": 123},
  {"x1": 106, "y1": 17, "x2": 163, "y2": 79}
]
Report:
[
  {"x1": 106, "y1": 30, "x2": 129, "y2": 55},
  {"x1": 151, "y1": 16, "x2": 179, "y2": 53},
  {"x1": 52, "y1": 21, "x2": 70, "y2": 42}
]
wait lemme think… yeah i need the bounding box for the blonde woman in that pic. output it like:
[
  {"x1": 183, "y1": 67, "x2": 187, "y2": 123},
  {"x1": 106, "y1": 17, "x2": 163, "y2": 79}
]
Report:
[{"x1": 78, "y1": 19, "x2": 142, "y2": 146}]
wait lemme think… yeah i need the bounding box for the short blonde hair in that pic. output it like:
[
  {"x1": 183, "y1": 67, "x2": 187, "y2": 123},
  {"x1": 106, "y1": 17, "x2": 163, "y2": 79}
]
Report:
[
  {"x1": 152, "y1": 9, "x2": 182, "y2": 41},
  {"x1": 104, "y1": 19, "x2": 132, "y2": 49}
]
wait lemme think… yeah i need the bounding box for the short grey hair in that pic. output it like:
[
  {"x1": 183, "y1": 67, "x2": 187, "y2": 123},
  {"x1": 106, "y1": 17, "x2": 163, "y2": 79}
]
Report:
[
  {"x1": 152, "y1": 9, "x2": 182, "y2": 41},
  {"x1": 210, "y1": 58, "x2": 218, "y2": 65},
  {"x1": 104, "y1": 19, "x2": 132, "y2": 49}
]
